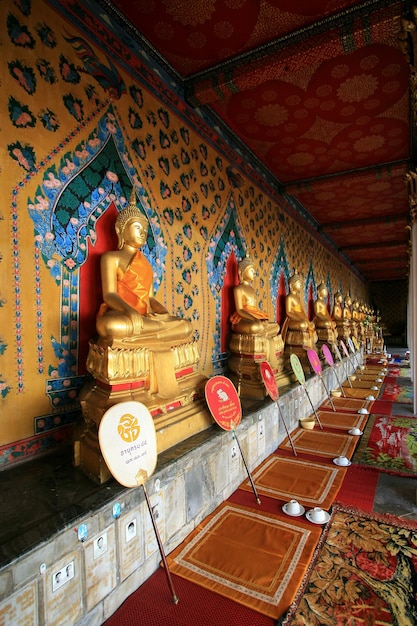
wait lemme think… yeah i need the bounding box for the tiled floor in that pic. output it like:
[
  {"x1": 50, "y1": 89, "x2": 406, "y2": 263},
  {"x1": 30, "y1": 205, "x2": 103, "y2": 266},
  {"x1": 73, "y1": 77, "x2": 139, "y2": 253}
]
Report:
[{"x1": 0, "y1": 347, "x2": 414, "y2": 568}]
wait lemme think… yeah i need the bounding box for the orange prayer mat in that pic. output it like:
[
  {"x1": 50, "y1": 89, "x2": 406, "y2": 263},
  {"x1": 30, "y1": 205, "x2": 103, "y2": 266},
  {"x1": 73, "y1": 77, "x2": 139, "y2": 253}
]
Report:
[
  {"x1": 279, "y1": 428, "x2": 358, "y2": 459},
  {"x1": 239, "y1": 455, "x2": 345, "y2": 510},
  {"x1": 321, "y1": 397, "x2": 370, "y2": 412},
  {"x1": 343, "y1": 380, "x2": 381, "y2": 390},
  {"x1": 342, "y1": 387, "x2": 378, "y2": 399},
  {"x1": 354, "y1": 373, "x2": 384, "y2": 381},
  {"x1": 166, "y1": 501, "x2": 322, "y2": 620},
  {"x1": 315, "y1": 410, "x2": 369, "y2": 431}
]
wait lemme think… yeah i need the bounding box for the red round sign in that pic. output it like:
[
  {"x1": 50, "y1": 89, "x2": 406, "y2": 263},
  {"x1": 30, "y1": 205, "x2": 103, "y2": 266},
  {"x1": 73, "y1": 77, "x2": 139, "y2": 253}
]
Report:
[
  {"x1": 205, "y1": 376, "x2": 242, "y2": 431},
  {"x1": 260, "y1": 361, "x2": 279, "y2": 401}
]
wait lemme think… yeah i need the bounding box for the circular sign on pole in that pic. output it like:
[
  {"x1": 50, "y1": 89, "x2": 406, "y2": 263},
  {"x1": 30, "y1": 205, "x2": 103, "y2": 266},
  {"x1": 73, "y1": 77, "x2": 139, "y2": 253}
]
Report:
[
  {"x1": 333, "y1": 343, "x2": 343, "y2": 363},
  {"x1": 340, "y1": 340, "x2": 350, "y2": 358},
  {"x1": 260, "y1": 361, "x2": 279, "y2": 401},
  {"x1": 347, "y1": 337, "x2": 356, "y2": 354},
  {"x1": 205, "y1": 375, "x2": 242, "y2": 431},
  {"x1": 307, "y1": 349, "x2": 322, "y2": 375},
  {"x1": 290, "y1": 353, "x2": 305, "y2": 385},
  {"x1": 322, "y1": 344, "x2": 334, "y2": 367},
  {"x1": 98, "y1": 401, "x2": 157, "y2": 488}
]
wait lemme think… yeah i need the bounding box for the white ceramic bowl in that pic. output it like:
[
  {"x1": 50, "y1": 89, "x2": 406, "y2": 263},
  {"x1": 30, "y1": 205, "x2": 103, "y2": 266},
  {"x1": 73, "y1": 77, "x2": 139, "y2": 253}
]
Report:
[
  {"x1": 336, "y1": 455, "x2": 349, "y2": 466},
  {"x1": 310, "y1": 507, "x2": 326, "y2": 522},
  {"x1": 299, "y1": 417, "x2": 315, "y2": 430},
  {"x1": 366, "y1": 395, "x2": 375, "y2": 401},
  {"x1": 349, "y1": 427, "x2": 362, "y2": 436},
  {"x1": 286, "y1": 499, "x2": 302, "y2": 515}
]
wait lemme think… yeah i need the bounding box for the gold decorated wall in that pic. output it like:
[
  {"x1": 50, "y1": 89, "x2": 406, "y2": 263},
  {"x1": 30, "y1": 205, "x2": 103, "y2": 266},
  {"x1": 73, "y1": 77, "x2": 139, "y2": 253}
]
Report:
[{"x1": 0, "y1": 0, "x2": 367, "y2": 466}]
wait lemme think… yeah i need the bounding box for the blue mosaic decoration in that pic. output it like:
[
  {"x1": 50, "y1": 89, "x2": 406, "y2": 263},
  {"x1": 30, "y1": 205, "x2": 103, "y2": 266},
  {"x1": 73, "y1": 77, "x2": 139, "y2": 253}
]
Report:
[
  {"x1": 27, "y1": 106, "x2": 165, "y2": 288},
  {"x1": 206, "y1": 194, "x2": 246, "y2": 368},
  {"x1": 306, "y1": 259, "x2": 317, "y2": 301},
  {"x1": 270, "y1": 236, "x2": 290, "y2": 317}
]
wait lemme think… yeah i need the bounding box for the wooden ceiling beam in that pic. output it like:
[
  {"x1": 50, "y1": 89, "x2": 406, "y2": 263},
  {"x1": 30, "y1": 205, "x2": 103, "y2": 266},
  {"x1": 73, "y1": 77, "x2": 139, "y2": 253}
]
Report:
[
  {"x1": 320, "y1": 214, "x2": 408, "y2": 230},
  {"x1": 340, "y1": 239, "x2": 407, "y2": 251}
]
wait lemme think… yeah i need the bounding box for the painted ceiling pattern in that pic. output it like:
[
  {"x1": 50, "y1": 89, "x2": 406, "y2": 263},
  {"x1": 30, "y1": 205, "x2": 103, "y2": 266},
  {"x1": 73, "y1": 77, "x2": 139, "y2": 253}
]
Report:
[{"x1": 109, "y1": 0, "x2": 413, "y2": 282}]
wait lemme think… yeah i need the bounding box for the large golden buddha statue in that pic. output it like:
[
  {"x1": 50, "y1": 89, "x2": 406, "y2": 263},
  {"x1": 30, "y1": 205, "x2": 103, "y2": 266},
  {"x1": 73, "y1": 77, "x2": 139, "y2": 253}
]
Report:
[
  {"x1": 313, "y1": 282, "x2": 337, "y2": 347},
  {"x1": 230, "y1": 256, "x2": 280, "y2": 338},
  {"x1": 77, "y1": 190, "x2": 211, "y2": 482},
  {"x1": 332, "y1": 291, "x2": 350, "y2": 341},
  {"x1": 283, "y1": 271, "x2": 317, "y2": 370},
  {"x1": 228, "y1": 256, "x2": 284, "y2": 398},
  {"x1": 96, "y1": 201, "x2": 192, "y2": 345},
  {"x1": 351, "y1": 299, "x2": 361, "y2": 342}
]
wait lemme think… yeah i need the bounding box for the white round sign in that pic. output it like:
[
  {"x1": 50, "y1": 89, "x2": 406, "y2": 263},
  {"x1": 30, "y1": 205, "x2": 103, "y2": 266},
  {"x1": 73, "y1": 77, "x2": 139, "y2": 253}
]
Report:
[{"x1": 98, "y1": 401, "x2": 157, "y2": 488}]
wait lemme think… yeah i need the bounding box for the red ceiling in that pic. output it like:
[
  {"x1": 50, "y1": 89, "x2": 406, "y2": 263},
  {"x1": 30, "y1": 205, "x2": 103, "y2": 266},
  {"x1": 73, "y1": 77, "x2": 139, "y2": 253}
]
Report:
[{"x1": 109, "y1": 0, "x2": 412, "y2": 283}]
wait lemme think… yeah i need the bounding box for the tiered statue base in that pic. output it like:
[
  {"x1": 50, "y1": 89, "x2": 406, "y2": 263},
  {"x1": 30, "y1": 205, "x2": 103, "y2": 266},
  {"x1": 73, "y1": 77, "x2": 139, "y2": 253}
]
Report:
[
  {"x1": 283, "y1": 328, "x2": 318, "y2": 377},
  {"x1": 228, "y1": 332, "x2": 285, "y2": 399},
  {"x1": 335, "y1": 323, "x2": 351, "y2": 341},
  {"x1": 315, "y1": 327, "x2": 337, "y2": 356},
  {"x1": 76, "y1": 339, "x2": 212, "y2": 483}
]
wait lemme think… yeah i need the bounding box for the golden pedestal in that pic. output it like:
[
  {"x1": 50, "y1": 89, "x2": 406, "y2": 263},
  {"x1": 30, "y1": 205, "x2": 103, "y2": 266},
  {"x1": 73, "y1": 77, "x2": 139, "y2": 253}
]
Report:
[
  {"x1": 76, "y1": 339, "x2": 212, "y2": 483},
  {"x1": 335, "y1": 322, "x2": 351, "y2": 341},
  {"x1": 228, "y1": 332, "x2": 285, "y2": 399},
  {"x1": 283, "y1": 327, "x2": 318, "y2": 376},
  {"x1": 315, "y1": 327, "x2": 337, "y2": 352}
]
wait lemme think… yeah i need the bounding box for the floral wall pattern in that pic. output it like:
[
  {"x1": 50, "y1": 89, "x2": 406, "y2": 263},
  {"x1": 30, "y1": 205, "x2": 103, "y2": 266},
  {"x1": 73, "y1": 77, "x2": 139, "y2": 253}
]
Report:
[{"x1": 0, "y1": 0, "x2": 367, "y2": 466}]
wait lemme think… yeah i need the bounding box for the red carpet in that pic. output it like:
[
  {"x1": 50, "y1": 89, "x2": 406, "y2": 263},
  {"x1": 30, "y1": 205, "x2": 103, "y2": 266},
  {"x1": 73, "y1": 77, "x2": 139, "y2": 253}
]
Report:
[
  {"x1": 371, "y1": 399, "x2": 394, "y2": 414},
  {"x1": 334, "y1": 465, "x2": 379, "y2": 512},
  {"x1": 103, "y1": 567, "x2": 275, "y2": 626}
]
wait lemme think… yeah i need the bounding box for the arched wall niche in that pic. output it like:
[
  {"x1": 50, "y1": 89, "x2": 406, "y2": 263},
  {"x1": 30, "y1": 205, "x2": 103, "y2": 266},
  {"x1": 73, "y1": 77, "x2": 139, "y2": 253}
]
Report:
[{"x1": 27, "y1": 106, "x2": 165, "y2": 407}]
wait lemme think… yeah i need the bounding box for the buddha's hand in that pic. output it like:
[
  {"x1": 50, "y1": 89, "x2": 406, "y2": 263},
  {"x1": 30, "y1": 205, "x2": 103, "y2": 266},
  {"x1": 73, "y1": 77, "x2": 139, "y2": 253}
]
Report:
[
  {"x1": 129, "y1": 310, "x2": 144, "y2": 335},
  {"x1": 149, "y1": 297, "x2": 169, "y2": 315}
]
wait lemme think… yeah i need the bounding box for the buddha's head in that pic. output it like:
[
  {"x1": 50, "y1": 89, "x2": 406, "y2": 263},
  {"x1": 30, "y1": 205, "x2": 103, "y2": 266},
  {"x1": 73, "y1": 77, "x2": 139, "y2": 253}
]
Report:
[
  {"x1": 238, "y1": 255, "x2": 256, "y2": 282},
  {"x1": 317, "y1": 282, "x2": 328, "y2": 299},
  {"x1": 116, "y1": 189, "x2": 148, "y2": 249},
  {"x1": 334, "y1": 291, "x2": 343, "y2": 304},
  {"x1": 289, "y1": 270, "x2": 302, "y2": 293}
]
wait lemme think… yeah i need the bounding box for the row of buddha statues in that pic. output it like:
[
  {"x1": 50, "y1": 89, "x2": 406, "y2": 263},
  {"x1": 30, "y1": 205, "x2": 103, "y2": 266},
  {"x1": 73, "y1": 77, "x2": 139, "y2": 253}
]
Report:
[
  {"x1": 227, "y1": 257, "x2": 381, "y2": 396},
  {"x1": 76, "y1": 190, "x2": 383, "y2": 481}
]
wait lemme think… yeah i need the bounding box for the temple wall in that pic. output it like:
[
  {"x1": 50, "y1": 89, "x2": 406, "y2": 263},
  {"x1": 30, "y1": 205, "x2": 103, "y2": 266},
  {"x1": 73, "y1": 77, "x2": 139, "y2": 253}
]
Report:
[
  {"x1": 0, "y1": 359, "x2": 353, "y2": 625},
  {"x1": 0, "y1": 0, "x2": 368, "y2": 466}
]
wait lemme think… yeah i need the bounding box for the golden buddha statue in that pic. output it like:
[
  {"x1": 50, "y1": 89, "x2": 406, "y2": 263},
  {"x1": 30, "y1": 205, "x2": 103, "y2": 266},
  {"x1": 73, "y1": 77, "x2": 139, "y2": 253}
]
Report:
[
  {"x1": 351, "y1": 299, "x2": 361, "y2": 341},
  {"x1": 313, "y1": 282, "x2": 337, "y2": 346},
  {"x1": 332, "y1": 291, "x2": 350, "y2": 340},
  {"x1": 78, "y1": 190, "x2": 211, "y2": 481},
  {"x1": 285, "y1": 272, "x2": 316, "y2": 337},
  {"x1": 228, "y1": 255, "x2": 284, "y2": 398},
  {"x1": 96, "y1": 200, "x2": 192, "y2": 346},
  {"x1": 230, "y1": 256, "x2": 280, "y2": 338},
  {"x1": 283, "y1": 271, "x2": 317, "y2": 367}
]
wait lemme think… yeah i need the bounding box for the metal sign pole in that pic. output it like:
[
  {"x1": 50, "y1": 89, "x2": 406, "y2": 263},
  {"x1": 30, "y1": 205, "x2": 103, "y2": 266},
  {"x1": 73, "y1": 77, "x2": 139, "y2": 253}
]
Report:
[
  {"x1": 319, "y1": 373, "x2": 336, "y2": 411},
  {"x1": 302, "y1": 383, "x2": 323, "y2": 429},
  {"x1": 276, "y1": 400, "x2": 297, "y2": 456},
  {"x1": 233, "y1": 427, "x2": 261, "y2": 505},
  {"x1": 332, "y1": 364, "x2": 346, "y2": 397},
  {"x1": 141, "y1": 478, "x2": 179, "y2": 605}
]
